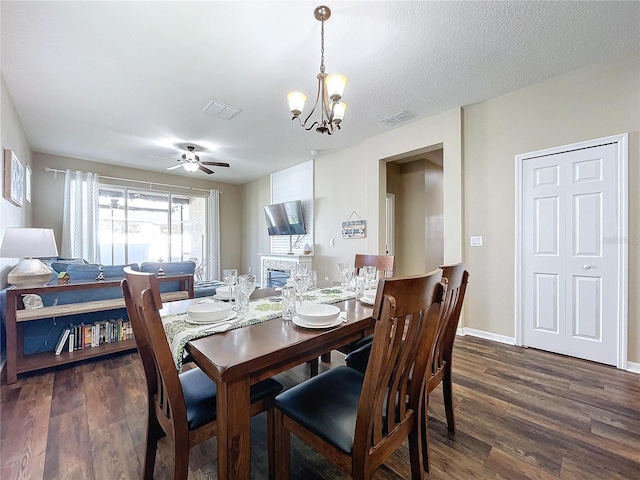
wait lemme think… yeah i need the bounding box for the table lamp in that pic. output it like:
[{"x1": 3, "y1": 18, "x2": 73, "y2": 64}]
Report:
[{"x1": 0, "y1": 227, "x2": 59, "y2": 286}]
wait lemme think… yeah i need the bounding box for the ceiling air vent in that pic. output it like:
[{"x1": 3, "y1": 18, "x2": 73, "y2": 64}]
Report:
[
  {"x1": 381, "y1": 111, "x2": 413, "y2": 126},
  {"x1": 202, "y1": 100, "x2": 241, "y2": 120}
]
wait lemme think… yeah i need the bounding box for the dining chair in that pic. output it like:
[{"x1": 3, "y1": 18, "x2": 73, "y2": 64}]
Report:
[
  {"x1": 121, "y1": 267, "x2": 283, "y2": 480},
  {"x1": 354, "y1": 253, "x2": 396, "y2": 278},
  {"x1": 272, "y1": 270, "x2": 445, "y2": 480},
  {"x1": 345, "y1": 263, "x2": 469, "y2": 471}
]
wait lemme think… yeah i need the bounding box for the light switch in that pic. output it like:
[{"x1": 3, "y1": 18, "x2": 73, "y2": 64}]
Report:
[
  {"x1": 329, "y1": 238, "x2": 335, "y2": 246},
  {"x1": 470, "y1": 235, "x2": 483, "y2": 247}
]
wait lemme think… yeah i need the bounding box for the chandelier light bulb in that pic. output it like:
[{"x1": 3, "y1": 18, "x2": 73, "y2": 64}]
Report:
[
  {"x1": 332, "y1": 101, "x2": 347, "y2": 123},
  {"x1": 287, "y1": 91, "x2": 307, "y2": 116},
  {"x1": 325, "y1": 73, "x2": 347, "y2": 101}
]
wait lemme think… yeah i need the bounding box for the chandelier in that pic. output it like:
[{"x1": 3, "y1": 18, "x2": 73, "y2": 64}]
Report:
[{"x1": 287, "y1": 5, "x2": 347, "y2": 135}]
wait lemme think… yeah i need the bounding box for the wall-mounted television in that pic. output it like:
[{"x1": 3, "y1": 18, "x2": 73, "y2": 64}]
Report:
[{"x1": 264, "y1": 200, "x2": 306, "y2": 236}]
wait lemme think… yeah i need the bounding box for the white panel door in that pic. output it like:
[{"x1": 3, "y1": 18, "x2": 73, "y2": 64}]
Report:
[{"x1": 522, "y1": 143, "x2": 620, "y2": 365}]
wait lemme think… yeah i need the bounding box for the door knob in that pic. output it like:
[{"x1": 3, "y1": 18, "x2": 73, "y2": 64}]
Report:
[{"x1": 583, "y1": 265, "x2": 591, "y2": 269}]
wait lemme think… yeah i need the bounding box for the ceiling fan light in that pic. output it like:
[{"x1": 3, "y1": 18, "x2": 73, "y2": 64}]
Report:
[
  {"x1": 332, "y1": 101, "x2": 347, "y2": 124},
  {"x1": 183, "y1": 162, "x2": 199, "y2": 172},
  {"x1": 287, "y1": 91, "x2": 307, "y2": 116},
  {"x1": 325, "y1": 73, "x2": 347, "y2": 101}
]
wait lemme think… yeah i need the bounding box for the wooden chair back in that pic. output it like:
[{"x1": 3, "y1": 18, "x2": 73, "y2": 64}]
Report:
[
  {"x1": 354, "y1": 270, "x2": 444, "y2": 475},
  {"x1": 428, "y1": 263, "x2": 469, "y2": 393},
  {"x1": 121, "y1": 268, "x2": 190, "y2": 452},
  {"x1": 354, "y1": 253, "x2": 396, "y2": 278},
  {"x1": 421, "y1": 263, "x2": 469, "y2": 471}
]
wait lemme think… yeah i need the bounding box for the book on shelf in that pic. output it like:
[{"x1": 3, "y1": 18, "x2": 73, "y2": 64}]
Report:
[
  {"x1": 54, "y1": 327, "x2": 71, "y2": 355},
  {"x1": 68, "y1": 328, "x2": 75, "y2": 353},
  {"x1": 55, "y1": 319, "x2": 134, "y2": 355}
]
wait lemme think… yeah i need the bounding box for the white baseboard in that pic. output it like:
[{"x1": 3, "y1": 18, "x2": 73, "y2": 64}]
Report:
[
  {"x1": 457, "y1": 328, "x2": 639, "y2": 375},
  {"x1": 626, "y1": 361, "x2": 640, "y2": 374},
  {"x1": 457, "y1": 327, "x2": 515, "y2": 345}
]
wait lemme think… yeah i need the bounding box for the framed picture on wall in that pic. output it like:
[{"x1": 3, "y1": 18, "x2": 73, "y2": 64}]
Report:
[
  {"x1": 3, "y1": 149, "x2": 24, "y2": 207},
  {"x1": 25, "y1": 165, "x2": 31, "y2": 202}
]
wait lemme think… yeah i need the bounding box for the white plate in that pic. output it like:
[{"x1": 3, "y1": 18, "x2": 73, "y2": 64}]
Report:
[
  {"x1": 296, "y1": 304, "x2": 340, "y2": 322},
  {"x1": 292, "y1": 315, "x2": 343, "y2": 329},
  {"x1": 187, "y1": 301, "x2": 233, "y2": 322},
  {"x1": 186, "y1": 311, "x2": 237, "y2": 325},
  {"x1": 215, "y1": 286, "x2": 233, "y2": 299},
  {"x1": 359, "y1": 295, "x2": 376, "y2": 305}
]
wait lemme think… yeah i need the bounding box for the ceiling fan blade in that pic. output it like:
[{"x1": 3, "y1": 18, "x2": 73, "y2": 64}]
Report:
[
  {"x1": 166, "y1": 164, "x2": 183, "y2": 170},
  {"x1": 199, "y1": 165, "x2": 214, "y2": 174},
  {"x1": 149, "y1": 154, "x2": 177, "y2": 161},
  {"x1": 201, "y1": 161, "x2": 230, "y2": 167}
]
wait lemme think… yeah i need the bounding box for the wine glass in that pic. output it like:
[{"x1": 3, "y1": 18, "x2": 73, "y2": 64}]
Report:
[
  {"x1": 237, "y1": 274, "x2": 256, "y2": 314},
  {"x1": 344, "y1": 271, "x2": 354, "y2": 290},
  {"x1": 222, "y1": 268, "x2": 238, "y2": 302},
  {"x1": 308, "y1": 270, "x2": 318, "y2": 290},
  {"x1": 363, "y1": 266, "x2": 377, "y2": 291},
  {"x1": 338, "y1": 262, "x2": 350, "y2": 287},
  {"x1": 294, "y1": 272, "x2": 309, "y2": 307}
]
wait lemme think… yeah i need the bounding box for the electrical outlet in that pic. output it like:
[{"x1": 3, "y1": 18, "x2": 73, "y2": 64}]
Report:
[
  {"x1": 325, "y1": 276, "x2": 329, "y2": 281},
  {"x1": 329, "y1": 238, "x2": 335, "y2": 246},
  {"x1": 248, "y1": 266, "x2": 252, "y2": 273},
  {"x1": 470, "y1": 235, "x2": 483, "y2": 247}
]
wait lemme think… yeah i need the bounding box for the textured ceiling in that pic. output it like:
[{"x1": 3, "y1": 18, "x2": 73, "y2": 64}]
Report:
[{"x1": 2, "y1": 1, "x2": 639, "y2": 184}]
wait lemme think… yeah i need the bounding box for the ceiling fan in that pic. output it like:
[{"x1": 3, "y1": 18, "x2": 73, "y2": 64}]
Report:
[{"x1": 150, "y1": 146, "x2": 230, "y2": 174}]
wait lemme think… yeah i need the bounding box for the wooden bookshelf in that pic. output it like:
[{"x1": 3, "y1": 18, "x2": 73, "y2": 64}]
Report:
[{"x1": 4, "y1": 274, "x2": 194, "y2": 384}]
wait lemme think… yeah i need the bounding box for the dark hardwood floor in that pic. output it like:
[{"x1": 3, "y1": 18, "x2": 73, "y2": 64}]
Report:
[{"x1": 2, "y1": 336, "x2": 639, "y2": 479}]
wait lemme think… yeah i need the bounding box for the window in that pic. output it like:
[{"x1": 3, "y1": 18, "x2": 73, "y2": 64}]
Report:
[{"x1": 98, "y1": 186, "x2": 207, "y2": 273}]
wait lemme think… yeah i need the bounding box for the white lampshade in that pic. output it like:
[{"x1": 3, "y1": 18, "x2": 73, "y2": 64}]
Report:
[
  {"x1": 0, "y1": 228, "x2": 59, "y2": 286},
  {"x1": 325, "y1": 73, "x2": 347, "y2": 101},
  {"x1": 0, "y1": 228, "x2": 58, "y2": 258},
  {"x1": 332, "y1": 101, "x2": 347, "y2": 123},
  {"x1": 183, "y1": 162, "x2": 199, "y2": 172},
  {"x1": 287, "y1": 91, "x2": 307, "y2": 116}
]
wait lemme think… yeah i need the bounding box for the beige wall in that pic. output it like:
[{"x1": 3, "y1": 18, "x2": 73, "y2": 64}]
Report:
[
  {"x1": 463, "y1": 49, "x2": 640, "y2": 362},
  {"x1": 30, "y1": 152, "x2": 244, "y2": 276},
  {"x1": 387, "y1": 159, "x2": 444, "y2": 276},
  {"x1": 312, "y1": 108, "x2": 463, "y2": 285},
  {"x1": 241, "y1": 175, "x2": 271, "y2": 278},
  {"x1": 1, "y1": 75, "x2": 33, "y2": 288}
]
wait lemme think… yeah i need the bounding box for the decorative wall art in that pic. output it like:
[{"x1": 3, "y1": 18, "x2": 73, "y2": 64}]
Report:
[
  {"x1": 342, "y1": 211, "x2": 366, "y2": 239},
  {"x1": 25, "y1": 165, "x2": 32, "y2": 202},
  {"x1": 4, "y1": 149, "x2": 24, "y2": 207}
]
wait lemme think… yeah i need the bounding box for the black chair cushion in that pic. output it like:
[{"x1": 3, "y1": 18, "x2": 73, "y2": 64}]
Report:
[
  {"x1": 344, "y1": 341, "x2": 372, "y2": 374},
  {"x1": 274, "y1": 366, "x2": 365, "y2": 454},
  {"x1": 180, "y1": 367, "x2": 283, "y2": 431}
]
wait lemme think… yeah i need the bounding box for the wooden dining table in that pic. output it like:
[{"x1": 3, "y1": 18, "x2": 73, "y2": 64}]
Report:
[{"x1": 159, "y1": 295, "x2": 375, "y2": 479}]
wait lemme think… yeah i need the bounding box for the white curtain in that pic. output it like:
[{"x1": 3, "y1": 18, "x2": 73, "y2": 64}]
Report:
[
  {"x1": 61, "y1": 170, "x2": 100, "y2": 263},
  {"x1": 207, "y1": 189, "x2": 221, "y2": 280}
]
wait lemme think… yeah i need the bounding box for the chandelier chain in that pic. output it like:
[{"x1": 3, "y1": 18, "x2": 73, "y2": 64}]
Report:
[{"x1": 320, "y1": 18, "x2": 326, "y2": 73}]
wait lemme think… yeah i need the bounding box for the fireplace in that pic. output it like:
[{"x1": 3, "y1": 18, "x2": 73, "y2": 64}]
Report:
[
  {"x1": 259, "y1": 254, "x2": 313, "y2": 288},
  {"x1": 266, "y1": 268, "x2": 290, "y2": 288}
]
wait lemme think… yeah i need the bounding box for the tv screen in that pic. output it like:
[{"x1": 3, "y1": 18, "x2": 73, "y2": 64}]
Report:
[{"x1": 264, "y1": 200, "x2": 306, "y2": 236}]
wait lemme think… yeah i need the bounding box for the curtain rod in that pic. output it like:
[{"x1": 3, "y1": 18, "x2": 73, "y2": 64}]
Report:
[{"x1": 44, "y1": 167, "x2": 221, "y2": 194}]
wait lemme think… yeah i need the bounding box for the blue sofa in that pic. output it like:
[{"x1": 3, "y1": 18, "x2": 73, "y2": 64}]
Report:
[{"x1": 0, "y1": 260, "x2": 199, "y2": 356}]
